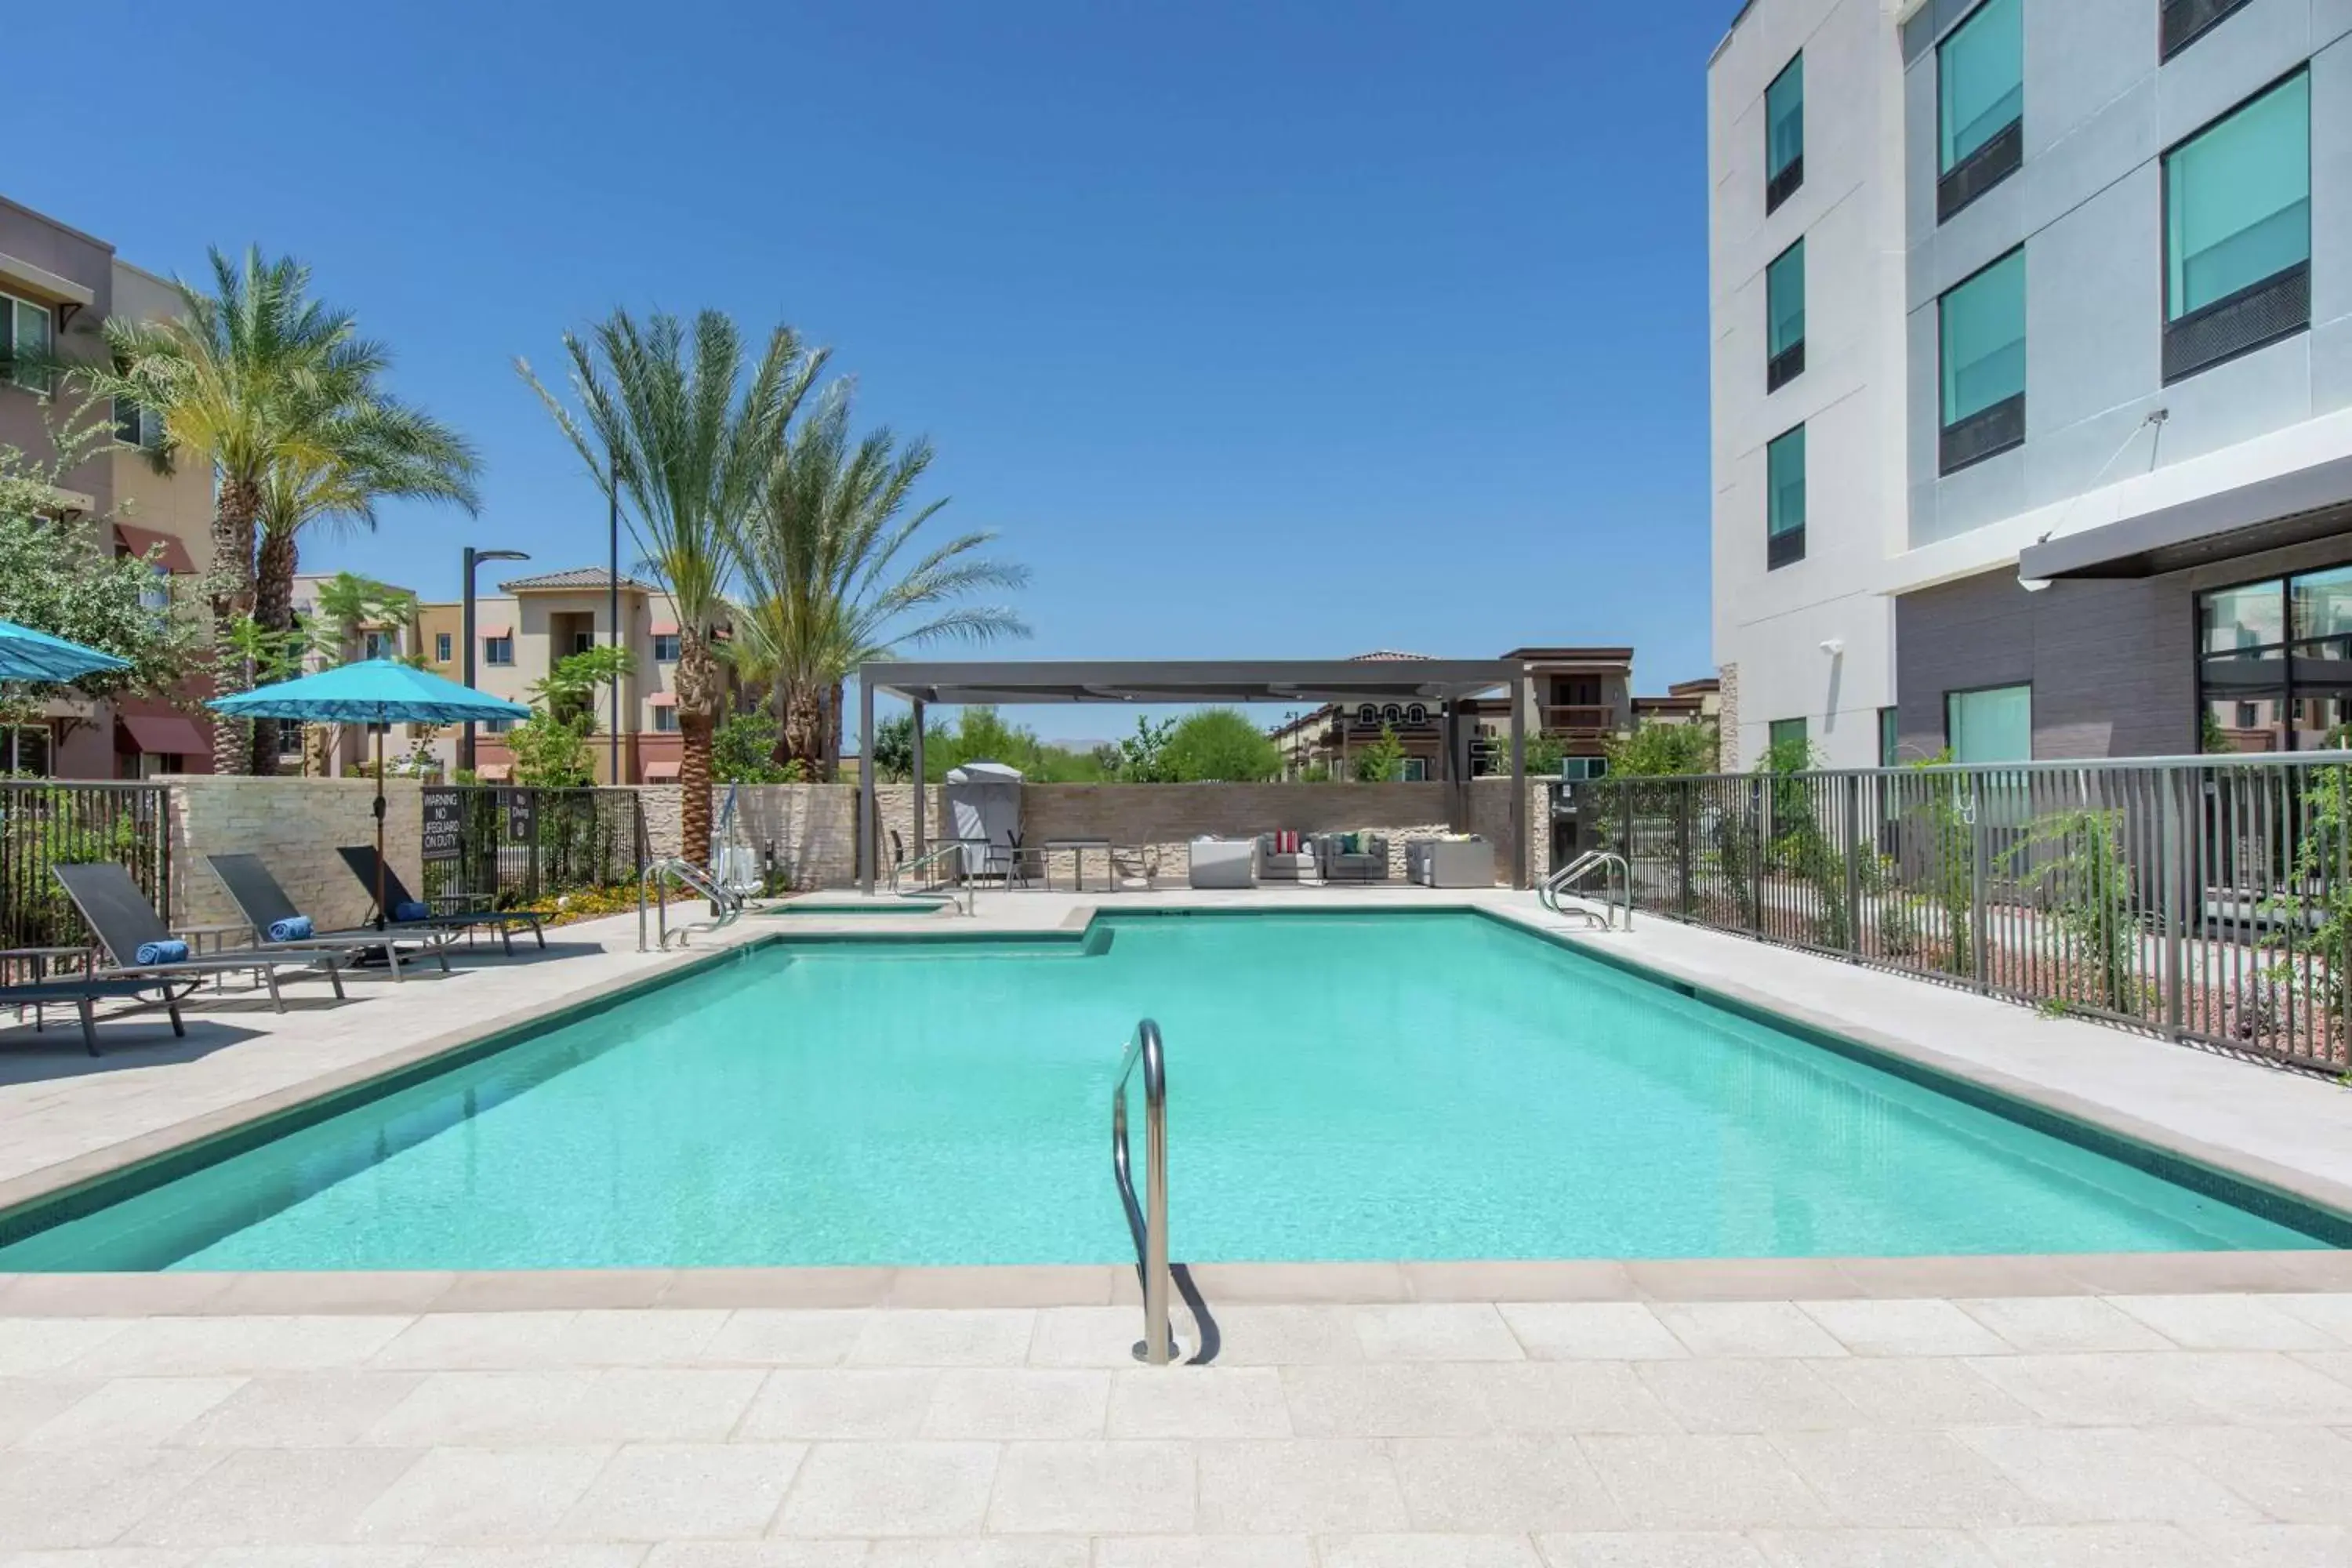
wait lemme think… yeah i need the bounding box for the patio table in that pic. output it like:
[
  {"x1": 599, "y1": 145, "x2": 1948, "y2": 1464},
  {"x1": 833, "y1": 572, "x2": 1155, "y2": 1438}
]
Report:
[{"x1": 1044, "y1": 838, "x2": 1114, "y2": 892}]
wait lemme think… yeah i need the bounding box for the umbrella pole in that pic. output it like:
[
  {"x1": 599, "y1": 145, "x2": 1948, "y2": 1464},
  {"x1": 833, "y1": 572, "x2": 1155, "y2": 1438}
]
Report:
[{"x1": 374, "y1": 720, "x2": 388, "y2": 932}]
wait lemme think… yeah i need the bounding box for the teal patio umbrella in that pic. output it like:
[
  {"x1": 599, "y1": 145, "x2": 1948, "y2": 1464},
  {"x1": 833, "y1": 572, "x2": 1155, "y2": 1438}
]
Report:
[
  {"x1": 0, "y1": 619, "x2": 131, "y2": 773},
  {"x1": 211, "y1": 660, "x2": 530, "y2": 927}
]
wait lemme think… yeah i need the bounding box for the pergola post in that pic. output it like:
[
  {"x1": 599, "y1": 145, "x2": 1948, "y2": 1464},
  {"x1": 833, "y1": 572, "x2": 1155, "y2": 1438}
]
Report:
[
  {"x1": 1510, "y1": 695, "x2": 1528, "y2": 891},
  {"x1": 858, "y1": 672, "x2": 877, "y2": 895},
  {"x1": 910, "y1": 699, "x2": 926, "y2": 868}
]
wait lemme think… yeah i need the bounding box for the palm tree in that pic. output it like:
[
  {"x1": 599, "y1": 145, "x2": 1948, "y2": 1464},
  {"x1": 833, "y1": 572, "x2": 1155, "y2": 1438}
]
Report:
[
  {"x1": 731, "y1": 381, "x2": 1030, "y2": 779},
  {"x1": 248, "y1": 400, "x2": 481, "y2": 768},
  {"x1": 94, "y1": 248, "x2": 392, "y2": 774},
  {"x1": 520, "y1": 310, "x2": 817, "y2": 865}
]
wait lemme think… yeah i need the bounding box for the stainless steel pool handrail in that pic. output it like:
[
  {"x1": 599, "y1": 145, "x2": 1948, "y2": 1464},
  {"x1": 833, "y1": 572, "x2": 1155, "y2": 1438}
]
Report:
[
  {"x1": 891, "y1": 842, "x2": 975, "y2": 915},
  {"x1": 1541, "y1": 849, "x2": 1629, "y2": 930},
  {"x1": 638, "y1": 858, "x2": 746, "y2": 952},
  {"x1": 1112, "y1": 1018, "x2": 1173, "y2": 1366}
]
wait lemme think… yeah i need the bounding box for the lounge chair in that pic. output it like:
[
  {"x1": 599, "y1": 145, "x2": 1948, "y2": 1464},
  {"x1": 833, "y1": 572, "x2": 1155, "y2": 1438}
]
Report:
[
  {"x1": 49, "y1": 862, "x2": 347, "y2": 1012},
  {"x1": 205, "y1": 854, "x2": 453, "y2": 982},
  {"x1": 0, "y1": 963, "x2": 187, "y2": 1057},
  {"x1": 336, "y1": 846, "x2": 547, "y2": 954}
]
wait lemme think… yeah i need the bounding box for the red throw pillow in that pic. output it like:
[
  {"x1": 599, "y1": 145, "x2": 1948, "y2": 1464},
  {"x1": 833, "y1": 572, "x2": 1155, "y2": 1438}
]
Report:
[{"x1": 1275, "y1": 829, "x2": 1301, "y2": 855}]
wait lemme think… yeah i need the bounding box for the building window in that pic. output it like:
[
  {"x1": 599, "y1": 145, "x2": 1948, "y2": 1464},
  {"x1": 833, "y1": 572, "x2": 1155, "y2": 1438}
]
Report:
[
  {"x1": 1, "y1": 292, "x2": 55, "y2": 394},
  {"x1": 434, "y1": 631, "x2": 452, "y2": 663},
  {"x1": 483, "y1": 717, "x2": 514, "y2": 735},
  {"x1": 2196, "y1": 562, "x2": 2352, "y2": 752},
  {"x1": 652, "y1": 633, "x2": 681, "y2": 663},
  {"x1": 2163, "y1": 71, "x2": 2310, "y2": 383},
  {"x1": 1938, "y1": 247, "x2": 2027, "y2": 474},
  {"x1": 1765, "y1": 52, "x2": 1804, "y2": 213},
  {"x1": 1946, "y1": 684, "x2": 2032, "y2": 763},
  {"x1": 1766, "y1": 424, "x2": 1806, "y2": 570},
  {"x1": 1766, "y1": 717, "x2": 1809, "y2": 769},
  {"x1": 1878, "y1": 706, "x2": 1900, "y2": 768},
  {"x1": 112, "y1": 396, "x2": 163, "y2": 449},
  {"x1": 653, "y1": 706, "x2": 680, "y2": 733},
  {"x1": 1766, "y1": 239, "x2": 1806, "y2": 392},
  {"x1": 278, "y1": 721, "x2": 305, "y2": 757},
  {"x1": 1936, "y1": 0, "x2": 2024, "y2": 221},
  {"x1": 1400, "y1": 757, "x2": 1429, "y2": 782},
  {"x1": 139, "y1": 564, "x2": 170, "y2": 617},
  {"x1": 2161, "y1": 0, "x2": 2253, "y2": 62},
  {"x1": 483, "y1": 634, "x2": 514, "y2": 666},
  {"x1": 572, "y1": 630, "x2": 593, "y2": 655},
  {"x1": 362, "y1": 630, "x2": 394, "y2": 661}
]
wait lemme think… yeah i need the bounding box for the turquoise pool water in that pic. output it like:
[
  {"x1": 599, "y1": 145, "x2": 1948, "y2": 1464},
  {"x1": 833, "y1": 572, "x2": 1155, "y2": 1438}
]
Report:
[{"x1": 0, "y1": 912, "x2": 2325, "y2": 1271}]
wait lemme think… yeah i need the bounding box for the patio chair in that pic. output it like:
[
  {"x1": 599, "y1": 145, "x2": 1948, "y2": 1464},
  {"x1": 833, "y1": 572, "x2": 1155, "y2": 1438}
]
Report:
[
  {"x1": 1315, "y1": 833, "x2": 1392, "y2": 884},
  {"x1": 336, "y1": 847, "x2": 548, "y2": 954},
  {"x1": 0, "y1": 964, "x2": 187, "y2": 1057},
  {"x1": 205, "y1": 854, "x2": 454, "y2": 982},
  {"x1": 49, "y1": 862, "x2": 347, "y2": 1013}
]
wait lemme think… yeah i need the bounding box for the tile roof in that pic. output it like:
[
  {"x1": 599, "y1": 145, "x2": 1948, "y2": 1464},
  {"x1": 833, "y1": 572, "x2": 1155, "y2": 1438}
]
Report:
[{"x1": 498, "y1": 567, "x2": 662, "y2": 593}]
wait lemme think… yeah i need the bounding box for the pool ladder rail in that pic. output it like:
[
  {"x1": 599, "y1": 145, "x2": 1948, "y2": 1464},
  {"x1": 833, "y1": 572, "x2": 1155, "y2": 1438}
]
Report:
[
  {"x1": 1541, "y1": 850, "x2": 1631, "y2": 931},
  {"x1": 890, "y1": 842, "x2": 978, "y2": 916},
  {"x1": 638, "y1": 858, "x2": 747, "y2": 952},
  {"x1": 1112, "y1": 1018, "x2": 1174, "y2": 1366}
]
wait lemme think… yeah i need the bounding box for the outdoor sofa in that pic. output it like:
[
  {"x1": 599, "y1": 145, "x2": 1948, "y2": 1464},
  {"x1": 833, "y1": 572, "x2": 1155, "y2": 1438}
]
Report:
[
  {"x1": 1315, "y1": 832, "x2": 1391, "y2": 883},
  {"x1": 1255, "y1": 832, "x2": 1318, "y2": 883}
]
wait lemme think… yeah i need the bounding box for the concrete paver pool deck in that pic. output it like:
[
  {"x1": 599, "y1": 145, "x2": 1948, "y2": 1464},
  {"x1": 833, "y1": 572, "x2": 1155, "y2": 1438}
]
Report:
[{"x1": 5, "y1": 887, "x2": 2352, "y2": 1561}]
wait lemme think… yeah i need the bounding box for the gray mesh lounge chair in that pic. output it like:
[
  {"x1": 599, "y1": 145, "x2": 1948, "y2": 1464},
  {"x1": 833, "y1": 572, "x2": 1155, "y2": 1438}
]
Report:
[
  {"x1": 205, "y1": 854, "x2": 453, "y2": 982},
  {"x1": 336, "y1": 847, "x2": 547, "y2": 954},
  {"x1": 49, "y1": 862, "x2": 347, "y2": 1013},
  {"x1": 0, "y1": 972, "x2": 186, "y2": 1056}
]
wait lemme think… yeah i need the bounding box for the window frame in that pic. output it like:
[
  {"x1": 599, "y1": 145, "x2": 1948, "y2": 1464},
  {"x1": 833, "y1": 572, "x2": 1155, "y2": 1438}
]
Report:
[
  {"x1": 2160, "y1": 0, "x2": 2254, "y2": 62},
  {"x1": 1878, "y1": 706, "x2": 1900, "y2": 768},
  {"x1": 1766, "y1": 238, "x2": 1806, "y2": 392},
  {"x1": 1764, "y1": 51, "x2": 1805, "y2": 213},
  {"x1": 1934, "y1": 0, "x2": 2025, "y2": 221},
  {"x1": 1943, "y1": 681, "x2": 2034, "y2": 763},
  {"x1": 482, "y1": 634, "x2": 514, "y2": 666},
  {"x1": 434, "y1": 631, "x2": 452, "y2": 663},
  {"x1": 652, "y1": 632, "x2": 681, "y2": 663},
  {"x1": 2192, "y1": 558, "x2": 2352, "y2": 753},
  {"x1": 1766, "y1": 423, "x2": 1806, "y2": 571},
  {"x1": 2158, "y1": 67, "x2": 2312, "y2": 385},
  {"x1": 1, "y1": 289, "x2": 56, "y2": 394},
  {"x1": 1936, "y1": 245, "x2": 2027, "y2": 474},
  {"x1": 652, "y1": 705, "x2": 681, "y2": 734}
]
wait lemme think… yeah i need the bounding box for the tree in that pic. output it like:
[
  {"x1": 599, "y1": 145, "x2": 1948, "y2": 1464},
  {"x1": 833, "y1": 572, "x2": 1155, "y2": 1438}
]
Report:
[
  {"x1": 296, "y1": 572, "x2": 418, "y2": 775},
  {"x1": 248, "y1": 397, "x2": 479, "y2": 768},
  {"x1": 1607, "y1": 720, "x2": 1718, "y2": 777},
  {"x1": 731, "y1": 379, "x2": 1029, "y2": 778},
  {"x1": 1115, "y1": 717, "x2": 1177, "y2": 783},
  {"x1": 1162, "y1": 708, "x2": 1281, "y2": 782},
  {"x1": 869, "y1": 712, "x2": 920, "y2": 783},
  {"x1": 713, "y1": 710, "x2": 803, "y2": 784},
  {"x1": 506, "y1": 713, "x2": 595, "y2": 788},
  {"x1": 529, "y1": 644, "x2": 633, "y2": 728},
  {"x1": 1355, "y1": 725, "x2": 1409, "y2": 782},
  {"x1": 521, "y1": 309, "x2": 811, "y2": 866},
  {"x1": 94, "y1": 248, "x2": 400, "y2": 774}
]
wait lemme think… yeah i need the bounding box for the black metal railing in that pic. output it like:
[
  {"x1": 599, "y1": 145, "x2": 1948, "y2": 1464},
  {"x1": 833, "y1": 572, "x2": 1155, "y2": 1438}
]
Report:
[
  {"x1": 2163, "y1": 263, "x2": 2309, "y2": 385},
  {"x1": 1937, "y1": 117, "x2": 2022, "y2": 223},
  {"x1": 1588, "y1": 755, "x2": 2352, "y2": 1075},
  {"x1": 418, "y1": 786, "x2": 645, "y2": 913},
  {"x1": 0, "y1": 782, "x2": 171, "y2": 961},
  {"x1": 1940, "y1": 392, "x2": 2025, "y2": 475}
]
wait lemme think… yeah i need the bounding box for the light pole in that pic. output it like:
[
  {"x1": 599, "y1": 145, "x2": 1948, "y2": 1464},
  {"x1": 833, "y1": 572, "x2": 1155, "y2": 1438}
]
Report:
[
  {"x1": 460, "y1": 546, "x2": 531, "y2": 775},
  {"x1": 607, "y1": 455, "x2": 621, "y2": 785}
]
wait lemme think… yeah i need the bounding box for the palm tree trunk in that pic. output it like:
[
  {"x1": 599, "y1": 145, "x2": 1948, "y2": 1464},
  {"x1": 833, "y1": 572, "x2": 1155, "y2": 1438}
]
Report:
[
  {"x1": 248, "y1": 524, "x2": 299, "y2": 772},
  {"x1": 207, "y1": 478, "x2": 260, "y2": 775},
  {"x1": 823, "y1": 680, "x2": 844, "y2": 784},
  {"x1": 779, "y1": 679, "x2": 825, "y2": 777},
  {"x1": 677, "y1": 632, "x2": 721, "y2": 866}
]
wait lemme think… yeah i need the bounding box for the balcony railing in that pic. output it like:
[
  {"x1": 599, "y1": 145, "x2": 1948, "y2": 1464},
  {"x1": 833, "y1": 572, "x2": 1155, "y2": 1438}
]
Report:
[{"x1": 1541, "y1": 704, "x2": 1616, "y2": 735}]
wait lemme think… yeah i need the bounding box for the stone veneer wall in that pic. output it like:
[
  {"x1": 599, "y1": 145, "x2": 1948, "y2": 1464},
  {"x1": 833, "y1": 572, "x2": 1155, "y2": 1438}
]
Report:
[{"x1": 163, "y1": 775, "x2": 424, "y2": 931}]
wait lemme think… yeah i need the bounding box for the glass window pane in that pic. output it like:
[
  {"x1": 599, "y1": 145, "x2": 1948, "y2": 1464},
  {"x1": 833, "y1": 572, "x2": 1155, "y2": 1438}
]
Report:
[
  {"x1": 1766, "y1": 54, "x2": 1804, "y2": 178},
  {"x1": 2291, "y1": 562, "x2": 2352, "y2": 641},
  {"x1": 2200, "y1": 579, "x2": 2284, "y2": 653},
  {"x1": 1767, "y1": 241, "x2": 1806, "y2": 358},
  {"x1": 1939, "y1": 0, "x2": 2023, "y2": 172},
  {"x1": 2166, "y1": 73, "x2": 2309, "y2": 319},
  {"x1": 15, "y1": 299, "x2": 49, "y2": 357},
  {"x1": 1940, "y1": 250, "x2": 2026, "y2": 425},
  {"x1": 1767, "y1": 426, "x2": 1806, "y2": 537},
  {"x1": 1947, "y1": 684, "x2": 2031, "y2": 763},
  {"x1": 1878, "y1": 706, "x2": 1900, "y2": 768},
  {"x1": 2204, "y1": 691, "x2": 2285, "y2": 753}
]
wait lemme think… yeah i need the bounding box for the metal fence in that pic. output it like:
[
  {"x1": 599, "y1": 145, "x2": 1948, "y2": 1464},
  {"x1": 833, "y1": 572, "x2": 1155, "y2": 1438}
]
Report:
[
  {"x1": 0, "y1": 782, "x2": 172, "y2": 960},
  {"x1": 418, "y1": 786, "x2": 644, "y2": 912},
  {"x1": 1586, "y1": 754, "x2": 2352, "y2": 1074}
]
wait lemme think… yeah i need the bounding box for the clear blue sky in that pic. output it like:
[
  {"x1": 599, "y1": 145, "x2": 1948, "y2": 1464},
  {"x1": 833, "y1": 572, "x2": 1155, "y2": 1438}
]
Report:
[{"x1": 13, "y1": 0, "x2": 1722, "y2": 740}]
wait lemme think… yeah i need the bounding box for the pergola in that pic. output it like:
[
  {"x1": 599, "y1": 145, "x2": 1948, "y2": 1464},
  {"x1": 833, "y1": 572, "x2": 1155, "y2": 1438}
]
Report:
[{"x1": 856, "y1": 657, "x2": 1529, "y2": 892}]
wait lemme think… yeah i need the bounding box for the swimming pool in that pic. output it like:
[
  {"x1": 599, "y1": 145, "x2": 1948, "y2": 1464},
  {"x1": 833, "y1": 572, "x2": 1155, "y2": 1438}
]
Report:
[{"x1": 0, "y1": 911, "x2": 2331, "y2": 1271}]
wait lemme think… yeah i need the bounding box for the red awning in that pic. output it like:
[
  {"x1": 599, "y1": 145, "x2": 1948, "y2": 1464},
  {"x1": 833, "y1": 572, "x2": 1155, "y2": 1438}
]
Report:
[
  {"x1": 649, "y1": 620, "x2": 680, "y2": 637},
  {"x1": 475, "y1": 763, "x2": 514, "y2": 782},
  {"x1": 119, "y1": 713, "x2": 209, "y2": 757},
  {"x1": 114, "y1": 524, "x2": 197, "y2": 575},
  {"x1": 644, "y1": 760, "x2": 681, "y2": 781},
  {"x1": 648, "y1": 692, "x2": 677, "y2": 708},
  {"x1": 477, "y1": 625, "x2": 512, "y2": 641}
]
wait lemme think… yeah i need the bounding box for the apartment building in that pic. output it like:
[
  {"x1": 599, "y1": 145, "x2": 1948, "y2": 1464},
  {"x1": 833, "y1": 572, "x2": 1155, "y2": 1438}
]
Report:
[
  {"x1": 269, "y1": 572, "x2": 425, "y2": 776},
  {"x1": 2, "y1": 195, "x2": 216, "y2": 778},
  {"x1": 1710, "y1": 0, "x2": 2352, "y2": 767},
  {"x1": 417, "y1": 566, "x2": 707, "y2": 784}
]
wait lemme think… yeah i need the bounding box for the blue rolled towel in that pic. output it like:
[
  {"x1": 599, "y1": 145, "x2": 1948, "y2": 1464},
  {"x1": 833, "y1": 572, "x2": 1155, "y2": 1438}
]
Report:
[
  {"x1": 134, "y1": 939, "x2": 190, "y2": 966},
  {"x1": 391, "y1": 900, "x2": 432, "y2": 923},
  {"x1": 267, "y1": 914, "x2": 314, "y2": 943}
]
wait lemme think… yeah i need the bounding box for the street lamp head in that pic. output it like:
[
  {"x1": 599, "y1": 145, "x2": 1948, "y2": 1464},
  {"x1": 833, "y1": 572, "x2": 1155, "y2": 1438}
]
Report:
[{"x1": 474, "y1": 549, "x2": 531, "y2": 564}]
